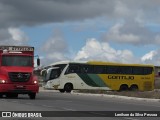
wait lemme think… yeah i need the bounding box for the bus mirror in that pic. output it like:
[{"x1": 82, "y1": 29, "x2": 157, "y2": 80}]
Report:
[{"x1": 37, "y1": 58, "x2": 40, "y2": 66}]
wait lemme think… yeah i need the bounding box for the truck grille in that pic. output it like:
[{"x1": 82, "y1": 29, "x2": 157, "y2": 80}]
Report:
[{"x1": 9, "y1": 72, "x2": 31, "y2": 82}]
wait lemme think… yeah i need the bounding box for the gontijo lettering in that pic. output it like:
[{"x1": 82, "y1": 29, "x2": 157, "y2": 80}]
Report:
[{"x1": 108, "y1": 75, "x2": 134, "y2": 80}]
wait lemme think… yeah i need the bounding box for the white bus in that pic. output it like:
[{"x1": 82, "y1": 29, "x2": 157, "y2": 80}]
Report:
[{"x1": 42, "y1": 61, "x2": 154, "y2": 93}]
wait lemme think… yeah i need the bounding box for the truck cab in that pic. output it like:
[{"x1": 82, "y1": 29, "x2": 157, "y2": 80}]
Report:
[{"x1": 0, "y1": 46, "x2": 40, "y2": 99}]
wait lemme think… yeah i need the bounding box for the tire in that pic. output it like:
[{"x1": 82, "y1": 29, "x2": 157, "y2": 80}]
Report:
[
  {"x1": 0, "y1": 93, "x2": 3, "y2": 98},
  {"x1": 12, "y1": 94, "x2": 18, "y2": 98},
  {"x1": 130, "y1": 85, "x2": 138, "y2": 91},
  {"x1": 6, "y1": 93, "x2": 18, "y2": 98},
  {"x1": 119, "y1": 85, "x2": 128, "y2": 91},
  {"x1": 64, "y1": 83, "x2": 73, "y2": 93},
  {"x1": 59, "y1": 89, "x2": 65, "y2": 93},
  {"x1": 29, "y1": 93, "x2": 36, "y2": 99}
]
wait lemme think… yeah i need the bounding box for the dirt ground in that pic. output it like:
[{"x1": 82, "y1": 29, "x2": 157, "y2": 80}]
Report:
[
  {"x1": 106, "y1": 90, "x2": 160, "y2": 99},
  {"x1": 77, "y1": 89, "x2": 160, "y2": 99},
  {"x1": 77, "y1": 78, "x2": 160, "y2": 99}
]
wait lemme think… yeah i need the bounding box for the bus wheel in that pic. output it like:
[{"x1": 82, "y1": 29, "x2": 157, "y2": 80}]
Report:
[
  {"x1": 119, "y1": 85, "x2": 128, "y2": 91},
  {"x1": 130, "y1": 85, "x2": 138, "y2": 91},
  {"x1": 64, "y1": 83, "x2": 73, "y2": 93},
  {"x1": 59, "y1": 89, "x2": 65, "y2": 93},
  {"x1": 29, "y1": 93, "x2": 36, "y2": 99}
]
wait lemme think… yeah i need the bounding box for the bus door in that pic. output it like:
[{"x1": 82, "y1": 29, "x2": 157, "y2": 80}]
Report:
[
  {"x1": 43, "y1": 67, "x2": 61, "y2": 89},
  {"x1": 63, "y1": 64, "x2": 85, "y2": 89}
]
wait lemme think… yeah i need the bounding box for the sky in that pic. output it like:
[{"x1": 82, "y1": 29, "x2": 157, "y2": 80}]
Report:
[{"x1": 0, "y1": 0, "x2": 160, "y2": 66}]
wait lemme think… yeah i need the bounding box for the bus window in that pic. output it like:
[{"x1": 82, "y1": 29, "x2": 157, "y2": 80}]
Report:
[
  {"x1": 107, "y1": 66, "x2": 119, "y2": 74},
  {"x1": 118, "y1": 66, "x2": 132, "y2": 74},
  {"x1": 94, "y1": 65, "x2": 106, "y2": 74},
  {"x1": 143, "y1": 67, "x2": 153, "y2": 75},
  {"x1": 132, "y1": 67, "x2": 143, "y2": 75},
  {"x1": 54, "y1": 64, "x2": 67, "y2": 72},
  {"x1": 65, "y1": 64, "x2": 79, "y2": 74},
  {"x1": 81, "y1": 65, "x2": 94, "y2": 73}
]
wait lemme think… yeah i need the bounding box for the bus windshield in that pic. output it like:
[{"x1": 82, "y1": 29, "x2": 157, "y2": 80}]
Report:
[
  {"x1": 2, "y1": 55, "x2": 32, "y2": 67},
  {"x1": 49, "y1": 68, "x2": 61, "y2": 80},
  {"x1": 43, "y1": 68, "x2": 61, "y2": 82}
]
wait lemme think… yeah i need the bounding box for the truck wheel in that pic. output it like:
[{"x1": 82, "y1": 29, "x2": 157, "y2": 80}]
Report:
[
  {"x1": 29, "y1": 93, "x2": 36, "y2": 99},
  {"x1": 12, "y1": 94, "x2": 18, "y2": 98},
  {"x1": 6, "y1": 93, "x2": 18, "y2": 98},
  {"x1": 0, "y1": 93, "x2": 3, "y2": 98},
  {"x1": 64, "y1": 83, "x2": 73, "y2": 93}
]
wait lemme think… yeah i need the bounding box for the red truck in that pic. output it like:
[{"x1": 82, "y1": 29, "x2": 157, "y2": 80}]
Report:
[{"x1": 0, "y1": 46, "x2": 40, "y2": 99}]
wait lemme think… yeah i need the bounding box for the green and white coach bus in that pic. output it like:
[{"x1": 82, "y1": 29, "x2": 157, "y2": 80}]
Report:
[{"x1": 42, "y1": 61, "x2": 154, "y2": 93}]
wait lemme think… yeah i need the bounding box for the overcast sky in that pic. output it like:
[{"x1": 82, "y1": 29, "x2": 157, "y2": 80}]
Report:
[{"x1": 0, "y1": 0, "x2": 160, "y2": 66}]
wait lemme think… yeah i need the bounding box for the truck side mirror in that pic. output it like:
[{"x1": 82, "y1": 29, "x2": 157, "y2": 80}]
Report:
[{"x1": 37, "y1": 58, "x2": 40, "y2": 66}]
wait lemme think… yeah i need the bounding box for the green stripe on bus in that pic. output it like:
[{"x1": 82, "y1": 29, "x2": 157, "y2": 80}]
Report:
[
  {"x1": 77, "y1": 74, "x2": 107, "y2": 87},
  {"x1": 77, "y1": 74, "x2": 99, "y2": 87},
  {"x1": 88, "y1": 74, "x2": 107, "y2": 87}
]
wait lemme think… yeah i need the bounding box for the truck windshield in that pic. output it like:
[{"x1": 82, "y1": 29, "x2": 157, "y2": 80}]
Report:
[{"x1": 2, "y1": 56, "x2": 32, "y2": 67}]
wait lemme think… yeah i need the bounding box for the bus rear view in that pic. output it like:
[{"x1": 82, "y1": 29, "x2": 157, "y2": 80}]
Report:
[{"x1": 0, "y1": 46, "x2": 39, "y2": 99}]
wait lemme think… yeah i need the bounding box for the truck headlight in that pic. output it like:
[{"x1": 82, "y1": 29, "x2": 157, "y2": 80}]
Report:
[
  {"x1": 33, "y1": 80, "x2": 38, "y2": 84},
  {"x1": 0, "y1": 79, "x2": 7, "y2": 84}
]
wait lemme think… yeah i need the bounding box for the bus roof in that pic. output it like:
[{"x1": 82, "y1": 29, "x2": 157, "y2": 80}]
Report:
[
  {"x1": 47, "y1": 60, "x2": 154, "y2": 67},
  {"x1": 87, "y1": 61, "x2": 154, "y2": 67},
  {"x1": 49, "y1": 61, "x2": 87, "y2": 66}
]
